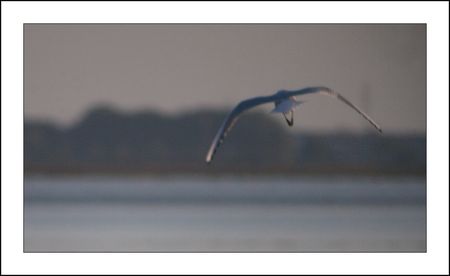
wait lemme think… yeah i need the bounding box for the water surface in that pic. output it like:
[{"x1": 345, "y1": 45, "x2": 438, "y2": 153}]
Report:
[{"x1": 24, "y1": 175, "x2": 426, "y2": 252}]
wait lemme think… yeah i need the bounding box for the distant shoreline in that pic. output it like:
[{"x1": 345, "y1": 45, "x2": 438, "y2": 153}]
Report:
[{"x1": 25, "y1": 107, "x2": 426, "y2": 178}]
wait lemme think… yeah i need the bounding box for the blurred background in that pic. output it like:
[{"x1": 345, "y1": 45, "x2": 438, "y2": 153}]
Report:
[{"x1": 24, "y1": 24, "x2": 426, "y2": 252}]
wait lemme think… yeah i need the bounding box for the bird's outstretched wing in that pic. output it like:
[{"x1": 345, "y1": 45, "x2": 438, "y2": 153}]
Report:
[
  {"x1": 285, "y1": 86, "x2": 383, "y2": 133},
  {"x1": 205, "y1": 95, "x2": 277, "y2": 163},
  {"x1": 205, "y1": 86, "x2": 382, "y2": 163}
]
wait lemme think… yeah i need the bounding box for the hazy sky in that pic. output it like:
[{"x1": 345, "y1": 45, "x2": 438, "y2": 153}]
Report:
[{"x1": 24, "y1": 24, "x2": 426, "y2": 133}]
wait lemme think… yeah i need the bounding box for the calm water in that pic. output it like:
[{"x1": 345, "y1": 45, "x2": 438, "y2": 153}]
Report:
[{"x1": 24, "y1": 175, "x2": 426, "y2": 252}]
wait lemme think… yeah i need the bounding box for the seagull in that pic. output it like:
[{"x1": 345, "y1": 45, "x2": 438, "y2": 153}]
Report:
[{"x1": 205, "y1": 86, "x2": 382, "y2": 163}]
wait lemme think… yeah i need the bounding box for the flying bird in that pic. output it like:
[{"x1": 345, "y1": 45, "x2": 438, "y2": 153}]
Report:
[{"x1": 205, "y1": 86, "x2": 382, "y2": 163}]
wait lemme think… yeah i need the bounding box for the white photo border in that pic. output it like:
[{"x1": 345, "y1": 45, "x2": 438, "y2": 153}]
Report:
[{"x1": 2, "y1": 1, "x2": 449, "y2": 274}]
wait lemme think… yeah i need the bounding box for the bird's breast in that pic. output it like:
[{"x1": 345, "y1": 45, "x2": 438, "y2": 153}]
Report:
[{"x1": 272, "y1": 99, "x2": 298, "y2": 113}]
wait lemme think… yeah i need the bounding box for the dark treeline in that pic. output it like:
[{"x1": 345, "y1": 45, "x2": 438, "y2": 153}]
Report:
[{"x1": 25, "y1": 106, "x2": 425, "y2": 175}]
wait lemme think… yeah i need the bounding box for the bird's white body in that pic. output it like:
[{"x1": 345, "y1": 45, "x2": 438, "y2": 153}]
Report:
[
  {"x1": 271, "y1": 97, "x2": 301, "y2": 113},
  {"x1": 205, "y1": 86, "x2": 382, "y2": 163}
]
